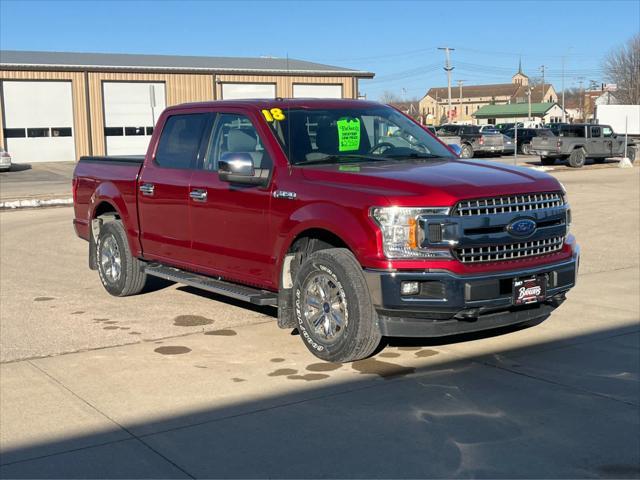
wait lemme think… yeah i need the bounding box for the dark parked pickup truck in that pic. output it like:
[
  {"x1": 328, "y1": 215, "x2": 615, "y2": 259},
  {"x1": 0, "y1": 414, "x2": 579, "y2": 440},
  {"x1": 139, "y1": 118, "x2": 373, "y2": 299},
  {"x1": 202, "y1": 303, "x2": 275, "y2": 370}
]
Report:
[
  {"x1": 530, "y1": 123, "x2": 637, "y2": 167},
  {"x1": 437, "y1": 124, "x2": 504, "y2": 159},
  {"x1": 73, "y1": 99, "x2": 579, "y2": 362}
]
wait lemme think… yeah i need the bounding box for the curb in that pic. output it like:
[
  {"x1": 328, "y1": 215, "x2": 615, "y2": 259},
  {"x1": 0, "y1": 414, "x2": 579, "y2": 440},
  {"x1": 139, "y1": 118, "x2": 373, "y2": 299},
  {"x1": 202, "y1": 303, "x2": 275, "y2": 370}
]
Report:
[{"x1": 0, "y1": 197, "x2": 73, "y2": 210}]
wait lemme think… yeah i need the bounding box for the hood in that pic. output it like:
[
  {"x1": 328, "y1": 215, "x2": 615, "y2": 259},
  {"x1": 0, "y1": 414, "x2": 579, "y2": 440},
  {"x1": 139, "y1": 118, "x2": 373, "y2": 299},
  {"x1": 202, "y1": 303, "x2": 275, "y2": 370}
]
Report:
[{"x1": 299, "y1": 159, "x2": 561, "y2": 206}]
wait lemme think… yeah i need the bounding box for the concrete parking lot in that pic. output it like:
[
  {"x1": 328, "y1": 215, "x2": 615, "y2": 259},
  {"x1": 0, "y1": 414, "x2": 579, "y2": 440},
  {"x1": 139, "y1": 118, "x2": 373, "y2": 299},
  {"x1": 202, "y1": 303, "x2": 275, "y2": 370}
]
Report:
[{"x1": 0, "y1": 167, "x2": 638, "y2": 478}]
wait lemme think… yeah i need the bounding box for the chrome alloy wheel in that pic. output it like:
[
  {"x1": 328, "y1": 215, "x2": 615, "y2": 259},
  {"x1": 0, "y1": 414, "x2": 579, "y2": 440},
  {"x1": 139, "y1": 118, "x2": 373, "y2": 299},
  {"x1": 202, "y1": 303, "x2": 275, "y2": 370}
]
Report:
[
  {"x1": 302, "y1": 272, "x2": 348, "y2": 343},
  {"x1": 100, "y1": 235, "x2": 122, "y2": 283}
]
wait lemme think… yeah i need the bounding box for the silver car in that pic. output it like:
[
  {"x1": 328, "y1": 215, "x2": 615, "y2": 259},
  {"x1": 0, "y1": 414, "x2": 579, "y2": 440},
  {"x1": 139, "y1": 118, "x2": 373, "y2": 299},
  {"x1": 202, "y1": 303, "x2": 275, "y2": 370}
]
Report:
[{"x1": 0, "y1": 148, "x2": 11, "y2": 171}]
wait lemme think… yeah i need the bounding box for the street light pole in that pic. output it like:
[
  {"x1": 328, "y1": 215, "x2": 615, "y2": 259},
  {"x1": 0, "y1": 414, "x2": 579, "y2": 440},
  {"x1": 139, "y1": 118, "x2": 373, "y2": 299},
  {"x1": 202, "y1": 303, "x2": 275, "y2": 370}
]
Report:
[
  {"x1": 438, "y1": 47, "x2": 455, "y2": 122},
  {"x1": 457, "y1": 79, "x2": 465, "y2": 122}
]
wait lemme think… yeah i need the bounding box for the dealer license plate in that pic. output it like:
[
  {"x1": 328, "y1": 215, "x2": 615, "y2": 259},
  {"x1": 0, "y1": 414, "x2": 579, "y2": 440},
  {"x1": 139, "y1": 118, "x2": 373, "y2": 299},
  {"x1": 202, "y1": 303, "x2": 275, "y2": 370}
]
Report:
[{"x1": 513, "y1": 276, "x2": 546, "y2": 305}]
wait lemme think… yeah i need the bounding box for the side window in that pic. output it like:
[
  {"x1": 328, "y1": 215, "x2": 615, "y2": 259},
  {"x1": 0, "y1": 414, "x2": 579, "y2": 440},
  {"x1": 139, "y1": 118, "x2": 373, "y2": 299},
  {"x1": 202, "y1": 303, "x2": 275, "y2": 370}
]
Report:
[
  {"x1": 590, "y1": 126, "x2": 601, "y2": 138},
  {"x1": 602, "y1": 126, "x2": 613, "y2": 137},
  {"x1": 203, "y1": 113, "x2": 272, "y2": 171},
  {"x1": 155, "y1": 114, "x2": 208, "y2": 169}
]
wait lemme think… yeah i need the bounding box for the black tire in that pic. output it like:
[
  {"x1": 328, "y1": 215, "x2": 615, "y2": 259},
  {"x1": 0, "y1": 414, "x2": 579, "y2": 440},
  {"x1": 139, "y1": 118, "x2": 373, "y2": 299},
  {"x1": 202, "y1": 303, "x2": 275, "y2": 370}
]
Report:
[
  {"x1": 540, "y1": 156, "x2": 556, "y2": 166},
  {"x1": 293, "y1": 248, "x2": 381, "y2": 362},
  {"x1": 96, "y1": 220, "x2": 147, "y2": 297},
  {"x1": 460, "y1": 144, "x2": 473, "y2": 159},
  {"x1": 521, "y1": 143, "x2": 532, "y2": 155},
  {"x1": 628, "y1": 146, "x2": 637, "y2": 163},
  {"x1": 567, "y1": 148, "x2": 586, "y2": 168}
]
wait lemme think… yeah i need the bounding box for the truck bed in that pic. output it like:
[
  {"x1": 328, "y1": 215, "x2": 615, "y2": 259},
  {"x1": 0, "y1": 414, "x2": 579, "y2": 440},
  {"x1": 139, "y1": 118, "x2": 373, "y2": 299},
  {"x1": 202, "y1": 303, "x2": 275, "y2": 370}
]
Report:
[{"x1": 72, "y1": 155, "x2": 144, "y2": 245}]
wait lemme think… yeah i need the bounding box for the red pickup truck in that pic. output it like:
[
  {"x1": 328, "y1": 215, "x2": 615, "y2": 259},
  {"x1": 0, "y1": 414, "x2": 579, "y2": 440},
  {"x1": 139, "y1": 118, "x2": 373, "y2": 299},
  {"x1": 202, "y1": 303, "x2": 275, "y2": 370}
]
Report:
[{"x1": 73, "y1": 99, "x2": 579, "y2": 362}]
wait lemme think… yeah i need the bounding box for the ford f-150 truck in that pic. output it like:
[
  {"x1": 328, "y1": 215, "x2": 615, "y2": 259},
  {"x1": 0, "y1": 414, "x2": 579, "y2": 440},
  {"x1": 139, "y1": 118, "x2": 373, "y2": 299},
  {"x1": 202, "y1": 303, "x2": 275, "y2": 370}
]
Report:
[{"x1": 73, "y1": 99, "x2": 579, "y2": 362}]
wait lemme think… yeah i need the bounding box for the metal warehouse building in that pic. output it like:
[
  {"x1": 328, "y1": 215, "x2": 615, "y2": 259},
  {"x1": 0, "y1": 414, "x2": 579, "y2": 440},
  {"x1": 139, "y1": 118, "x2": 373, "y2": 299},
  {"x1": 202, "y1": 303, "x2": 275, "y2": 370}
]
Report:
[{"x1": 0, "y1": 50, "x2": 374, "y2": 163}]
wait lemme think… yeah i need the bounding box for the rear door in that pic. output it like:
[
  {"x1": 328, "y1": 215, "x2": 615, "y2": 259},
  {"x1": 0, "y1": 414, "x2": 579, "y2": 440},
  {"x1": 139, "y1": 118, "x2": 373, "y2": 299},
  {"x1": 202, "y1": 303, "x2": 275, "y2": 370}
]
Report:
[
  {"x1": 137, "y1": 112, "x2": 210, "y2": 265},
  {"x1": 587, "y1": 126, "x2": 604, "y2": 157},
  {"x1": 188, "y1": 110, "x2": 277, "y2": 288}
]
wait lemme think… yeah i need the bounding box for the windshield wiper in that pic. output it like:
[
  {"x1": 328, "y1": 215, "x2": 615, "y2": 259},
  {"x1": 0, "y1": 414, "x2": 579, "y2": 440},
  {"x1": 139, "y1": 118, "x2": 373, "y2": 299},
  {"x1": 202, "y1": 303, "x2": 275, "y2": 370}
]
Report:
[
  {"x1": 384, "y1": 153, "x2": 442, "y2": 159},
  {"x1": 295, "y1": 154, "x2": 386, "y2": 166}
]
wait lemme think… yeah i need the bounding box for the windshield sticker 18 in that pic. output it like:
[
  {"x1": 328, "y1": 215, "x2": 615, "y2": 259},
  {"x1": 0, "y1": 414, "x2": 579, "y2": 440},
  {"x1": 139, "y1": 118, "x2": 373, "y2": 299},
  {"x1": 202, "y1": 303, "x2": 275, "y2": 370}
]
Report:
[
  {"x1": 262, "y1": 108, "x2": 285, "y2": 122},
  {"x1": 337, "y1": 118, "x2": 361, "y2": 152}
]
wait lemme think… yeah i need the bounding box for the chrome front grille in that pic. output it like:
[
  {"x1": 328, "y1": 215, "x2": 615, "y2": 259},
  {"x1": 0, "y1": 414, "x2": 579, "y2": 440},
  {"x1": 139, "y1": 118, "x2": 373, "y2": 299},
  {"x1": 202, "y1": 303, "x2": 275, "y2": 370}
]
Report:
[
  {"x1": 454, "y1": 192, "x2": 563, "y2": 216},
  {"x1": 456, "y1": 236, "x2": 564, "y2": 264}
]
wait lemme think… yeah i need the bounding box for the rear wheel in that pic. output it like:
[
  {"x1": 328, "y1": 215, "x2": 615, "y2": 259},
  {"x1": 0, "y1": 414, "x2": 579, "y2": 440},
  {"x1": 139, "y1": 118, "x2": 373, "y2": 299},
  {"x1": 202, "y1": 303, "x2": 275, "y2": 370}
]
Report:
[
  {"x1": 293, "y1": 248, "x2": 381, "y2": 363},
  {"x1": 628, "y1": 146, "x2": 637, "y2": 163},
  {"x1": 96, "y1": 220, "x2": 148, "y2": 296},
  {"x1": 521, "y1": 143, "x2": 532, "y2": 155},
  {"x1": 567, "y1": 148, "x2": 586, "y2": 168},
  {"x1": 540, "y1": 156, "x2": 556, "y2": 166},
  {"x1": 460, "y1": 144, "x2": 473, "y2": 159}
]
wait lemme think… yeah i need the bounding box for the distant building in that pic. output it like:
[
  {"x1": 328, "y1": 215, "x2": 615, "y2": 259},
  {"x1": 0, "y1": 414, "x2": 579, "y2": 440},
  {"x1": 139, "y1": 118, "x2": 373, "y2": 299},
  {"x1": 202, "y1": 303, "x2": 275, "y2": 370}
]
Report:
[
  {"x1": 388, "y1": 100, "x2": 420, "y2": 120},
  {"x1": 473, "y1": 102, "x2": 566, "y2": 125},
  {"x1": 419, "y1": 61, "x2": 557, "y2": 126}
]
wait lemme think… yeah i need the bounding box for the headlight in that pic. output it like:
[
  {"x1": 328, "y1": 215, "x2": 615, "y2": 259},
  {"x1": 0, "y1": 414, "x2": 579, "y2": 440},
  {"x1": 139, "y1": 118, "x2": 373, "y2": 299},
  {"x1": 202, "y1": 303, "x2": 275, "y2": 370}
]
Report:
[{"x1": 370, "y1": 206, "x2": 453, "y2": 259}]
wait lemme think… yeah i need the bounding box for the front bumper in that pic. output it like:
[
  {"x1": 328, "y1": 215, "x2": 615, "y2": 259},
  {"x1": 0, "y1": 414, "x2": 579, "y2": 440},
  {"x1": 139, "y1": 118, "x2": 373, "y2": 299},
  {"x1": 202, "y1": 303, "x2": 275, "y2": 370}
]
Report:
[{"x1": 363, "y1": 252, "x2": 579, "y2": 337}]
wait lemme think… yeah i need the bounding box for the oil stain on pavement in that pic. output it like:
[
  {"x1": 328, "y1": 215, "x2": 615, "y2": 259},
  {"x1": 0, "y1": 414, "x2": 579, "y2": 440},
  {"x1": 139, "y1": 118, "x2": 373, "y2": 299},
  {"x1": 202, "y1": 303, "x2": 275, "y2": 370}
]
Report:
[
  {"x1": 270, "y1": 358, "x2": 286, "y2": 363},
  {"x1": 173, "y1": 315, "x2": 214, "y2": 327},
  {"x1": 288, "y1": 373, "x2": 330, "y2": 381},
  {"x1": 306, "y1": 362, "x2": 342, "y2": 372},
  {"x1": 155, "y1": 346, "x2": 192, "y2": 355},
  {"x1": 415, "y1": 349, "x2": 439, "y2": 358},
  {"x1": 204, "y1": 329, "x2": 237, "y2": 336},
  {"x1": 268, "y1": 368, "x2": 298, "y2": 377},
  {"x1": 352, "y1": 358, "x2": 415, "y2": 380},
  {"x1": 34, "y1": 297, "x2": 54, "y2": 302}
]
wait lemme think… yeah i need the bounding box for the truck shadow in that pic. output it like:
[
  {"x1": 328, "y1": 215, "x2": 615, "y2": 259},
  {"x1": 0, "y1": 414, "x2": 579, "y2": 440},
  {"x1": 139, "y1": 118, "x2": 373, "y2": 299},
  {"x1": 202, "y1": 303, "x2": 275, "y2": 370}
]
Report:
[{"x1": 1, "y1": 324, "x2": 638, "y2": 478}]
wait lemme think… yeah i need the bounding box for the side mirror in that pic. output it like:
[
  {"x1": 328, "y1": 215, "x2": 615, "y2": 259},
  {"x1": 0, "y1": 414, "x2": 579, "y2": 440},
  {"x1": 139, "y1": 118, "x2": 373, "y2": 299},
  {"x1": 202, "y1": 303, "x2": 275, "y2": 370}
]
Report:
[
  {"x1": 448, "y1": 144, "x2": 462, "y2": 157},
  {"x1": 218, "y1": 152, "x2": 264, "y2": 185}
]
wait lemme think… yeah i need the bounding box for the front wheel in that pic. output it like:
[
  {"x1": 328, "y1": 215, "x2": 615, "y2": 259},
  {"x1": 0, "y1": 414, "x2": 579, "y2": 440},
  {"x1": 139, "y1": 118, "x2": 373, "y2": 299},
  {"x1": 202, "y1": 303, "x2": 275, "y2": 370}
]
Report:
[
  {"x1": 521, "y1": 143, "x2": 532, "y2": 155},
  {"x1": 96, "y1": 220, "x2": 148, "y2": 296},
  {"x1": 293, "y1": 248, "x2": 381, "y2": 363}
]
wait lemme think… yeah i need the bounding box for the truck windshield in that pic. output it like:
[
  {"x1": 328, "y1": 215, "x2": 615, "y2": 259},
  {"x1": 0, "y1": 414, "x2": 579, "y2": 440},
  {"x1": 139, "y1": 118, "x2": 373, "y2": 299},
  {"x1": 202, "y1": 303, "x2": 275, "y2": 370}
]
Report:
[{"x1": 265, "y1": 105, "x2": 455, "y2": 165}]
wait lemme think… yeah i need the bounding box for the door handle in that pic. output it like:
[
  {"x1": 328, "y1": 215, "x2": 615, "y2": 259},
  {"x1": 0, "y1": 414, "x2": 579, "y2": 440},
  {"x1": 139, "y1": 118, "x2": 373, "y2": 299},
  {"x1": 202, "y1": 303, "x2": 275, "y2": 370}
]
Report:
[
  {"x1": 139, "y1": 183, "x2": 155, "y2": 196},
  {"x1": 189, "y1": 189, "x2": 208, "y2": 202}
]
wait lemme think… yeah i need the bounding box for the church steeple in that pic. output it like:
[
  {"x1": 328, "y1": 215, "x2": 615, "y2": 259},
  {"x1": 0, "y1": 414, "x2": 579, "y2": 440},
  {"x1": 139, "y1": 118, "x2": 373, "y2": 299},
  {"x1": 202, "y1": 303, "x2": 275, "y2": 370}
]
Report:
[{"x1": 512, "y1": 57, "x2": 529, "y2": 86}]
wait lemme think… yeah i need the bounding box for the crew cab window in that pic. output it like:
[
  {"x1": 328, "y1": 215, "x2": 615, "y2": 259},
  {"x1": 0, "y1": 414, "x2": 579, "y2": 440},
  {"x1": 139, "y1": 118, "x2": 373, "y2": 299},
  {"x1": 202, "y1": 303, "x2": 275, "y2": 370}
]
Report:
[
  {"x1": 558, "y1": 125, "x2": 586, "y2": 138},
  {"x1": 203, "y1": 113, "x2": 272, "y2": 171},
  {"x1": 590, "y1": 126, "x2": 601, "y2": 137},
  {"x1": 155, "y1": 114, "x2": 208, "y2": 169}
]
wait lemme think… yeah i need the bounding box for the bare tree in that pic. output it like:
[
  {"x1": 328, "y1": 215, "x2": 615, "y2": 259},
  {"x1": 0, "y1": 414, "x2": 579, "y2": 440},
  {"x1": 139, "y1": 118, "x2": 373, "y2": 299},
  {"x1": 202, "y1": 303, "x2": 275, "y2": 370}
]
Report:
[
  {"x1": 603, "y1": 34, "x2": 640, "y2": 104},
  {"x1": 379, "y1": 90, "x2": 402, "y2": 103}
]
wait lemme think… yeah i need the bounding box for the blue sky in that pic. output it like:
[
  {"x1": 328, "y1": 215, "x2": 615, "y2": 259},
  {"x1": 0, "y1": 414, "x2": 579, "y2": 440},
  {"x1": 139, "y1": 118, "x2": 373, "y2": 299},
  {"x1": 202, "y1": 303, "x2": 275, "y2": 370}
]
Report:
[{"x1": 1, "y1": 0, "x2": 638, "y2": 100}]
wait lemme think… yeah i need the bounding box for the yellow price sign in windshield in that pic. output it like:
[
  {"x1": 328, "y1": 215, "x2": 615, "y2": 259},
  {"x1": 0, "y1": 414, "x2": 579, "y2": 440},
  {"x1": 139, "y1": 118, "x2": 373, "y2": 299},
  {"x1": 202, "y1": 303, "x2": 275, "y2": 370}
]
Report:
[{"x1": 262, "y1": 108, "x2": 285, "y2": 122}]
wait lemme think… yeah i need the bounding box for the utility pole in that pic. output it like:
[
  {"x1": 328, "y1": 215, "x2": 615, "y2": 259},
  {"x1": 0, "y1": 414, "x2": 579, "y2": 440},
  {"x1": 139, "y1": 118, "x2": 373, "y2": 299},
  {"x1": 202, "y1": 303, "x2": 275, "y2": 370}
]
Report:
[
  {"x1": 539, "y1": 65, "x2": 546, "y2": 102},
  {"x1": 526, "y1": 87, "x2": 532, "y2": 120},
  {"x1": 438, "y1": 47, "x2": 455, "y2": 123},
  {"x1": 457, "y1": 80, "x2": 465, "y2": 122},
  {"x1": 561, "y1": 56, "x2": 566, "y2": 122},
  {"x1": 577, "y1": 77, "x2": 585, "y2": 121}
]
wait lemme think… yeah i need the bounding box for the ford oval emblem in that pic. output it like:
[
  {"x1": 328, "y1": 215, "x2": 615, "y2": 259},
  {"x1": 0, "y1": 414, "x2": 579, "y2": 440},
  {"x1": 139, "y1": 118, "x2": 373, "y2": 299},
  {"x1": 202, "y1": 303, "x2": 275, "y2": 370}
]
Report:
[{"x1": 507, "y1": 218, "x2": 537, "y2": 237}]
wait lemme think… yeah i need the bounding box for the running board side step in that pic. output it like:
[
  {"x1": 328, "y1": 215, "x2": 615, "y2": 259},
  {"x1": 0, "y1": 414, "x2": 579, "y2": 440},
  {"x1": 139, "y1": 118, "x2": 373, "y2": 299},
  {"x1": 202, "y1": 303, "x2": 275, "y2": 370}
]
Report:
[{"x1": 144, "y1": 265, "x2": 278, "y2": 306}]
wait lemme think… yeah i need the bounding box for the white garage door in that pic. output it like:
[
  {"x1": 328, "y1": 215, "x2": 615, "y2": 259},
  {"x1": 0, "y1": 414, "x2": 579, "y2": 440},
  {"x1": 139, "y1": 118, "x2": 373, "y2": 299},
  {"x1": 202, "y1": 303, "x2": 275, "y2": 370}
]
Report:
[
  {"x1": 2, "y1": 81, "x2": 75, "y2": 163},
  {"x1": 293, "y1": 84, "x2": 343, "y2": 98},
  {"x1": 103, "y1": 82, "x2": 166, "y2": 155},
  {"x1": 221, "y1": 83, "x2": 276, "y2": 100}
]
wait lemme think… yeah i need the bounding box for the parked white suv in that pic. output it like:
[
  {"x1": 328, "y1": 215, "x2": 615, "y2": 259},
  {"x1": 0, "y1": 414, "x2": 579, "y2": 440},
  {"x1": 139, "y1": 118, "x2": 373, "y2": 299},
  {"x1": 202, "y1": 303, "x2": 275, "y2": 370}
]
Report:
[{"x1": 0, "y1": 149, "x2": 11, "y2": 171}]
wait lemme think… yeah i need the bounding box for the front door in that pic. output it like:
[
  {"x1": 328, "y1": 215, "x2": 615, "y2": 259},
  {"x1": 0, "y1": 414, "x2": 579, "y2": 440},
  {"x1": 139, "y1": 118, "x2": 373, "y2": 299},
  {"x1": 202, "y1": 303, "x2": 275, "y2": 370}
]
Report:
[
  {"x1": 137, "y1": 112, "x2": 210, "y2": 266},
  {"x1": 188, "y1": 111, "x2": 276, "y2": 288}
]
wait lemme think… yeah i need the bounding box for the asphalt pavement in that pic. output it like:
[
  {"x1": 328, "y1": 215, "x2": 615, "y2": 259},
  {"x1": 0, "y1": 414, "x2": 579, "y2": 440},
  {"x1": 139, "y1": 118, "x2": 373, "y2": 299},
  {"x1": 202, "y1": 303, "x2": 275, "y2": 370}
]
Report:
[{"x1": 0, "y1": 167, "x2": 638, "y2": 478}]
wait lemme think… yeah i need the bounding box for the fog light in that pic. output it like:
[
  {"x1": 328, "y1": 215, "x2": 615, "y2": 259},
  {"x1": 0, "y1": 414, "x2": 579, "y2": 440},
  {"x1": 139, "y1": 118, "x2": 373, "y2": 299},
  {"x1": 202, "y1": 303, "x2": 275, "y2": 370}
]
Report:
[{"x1": 401, "y1": 281, "x2": 420, "y2": 295}]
